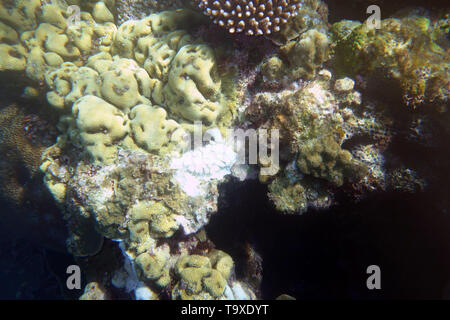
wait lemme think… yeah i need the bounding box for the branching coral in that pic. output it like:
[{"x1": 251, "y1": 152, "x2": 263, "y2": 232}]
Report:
[{"x1": 196, "y1": 0, "x2": 304, "y2": 35}]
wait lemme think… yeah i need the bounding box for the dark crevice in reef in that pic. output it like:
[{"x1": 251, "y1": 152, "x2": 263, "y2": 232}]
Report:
[
  {"x1": 207, "y1": 173, "x2": 450, "y2": 299},
  {"x1": 0, "y1": 236, "x2": 79, "y2": 299}
]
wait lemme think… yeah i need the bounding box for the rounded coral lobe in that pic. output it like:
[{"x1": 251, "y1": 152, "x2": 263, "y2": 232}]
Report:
[{"x1": 197, "y1": 0, "x2": 304, "y2": 35}]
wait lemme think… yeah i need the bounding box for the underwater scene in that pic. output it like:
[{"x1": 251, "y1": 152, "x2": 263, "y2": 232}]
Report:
[{"x1": 0, "y1": 0, "x2": 448, "y2": 301}]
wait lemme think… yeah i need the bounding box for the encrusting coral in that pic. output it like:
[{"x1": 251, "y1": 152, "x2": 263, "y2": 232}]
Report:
[
  {"x1": 331, "y1": 13, "x2": 449, "y2": 107},
  {"x1": 296, "y1": 133, "x2": 366, "y2": 187},
  {"x1": 260, "y1": 0, "x2": 331, "y2": 81},
  {"x1": 245, "y1": 68, "x2": 427, "y2": 214}
]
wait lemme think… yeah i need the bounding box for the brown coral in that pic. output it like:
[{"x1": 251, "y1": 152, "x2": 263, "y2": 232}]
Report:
[
  {"x1": 0, "y1": 104, "x2": 48, "y2": 206},
  {"x1": 196, "y1": 0, "x2": 304, "y2": 35}
]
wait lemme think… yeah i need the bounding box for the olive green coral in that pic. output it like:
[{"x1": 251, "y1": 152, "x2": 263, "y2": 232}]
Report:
[
  {"x1": 129, "y1": 104, "x2": 188, "y2": 153},
  {"x1": 99, "y1": 57, "x2": 152, "y2": 111},
  {"x1": 135, "y1": 246, "x2": 171, "y2": 287},
  {"x1": 262, "y1": 28, "x2": 330, "y2": 81},
  {"x1": 45, "y1": 63, "x2": 101, "y2": 111},
  {"x1": 110, "y1": 10, "x2": 233, "y2": 128},
  {"x1": 3, "y1": 3, "x2": 236, "y2": 165},
  {"x1": 0, "y1": 1, "x2": 117, "y2": 82},
  {"x1": 296, "y1": 134, "x2": 367, "y2": 186},
  {"x1": 172, "y1": 251, "x2": 233, "y2": 300},
  {"x1": 128, "y1": 200, "x2": 179, "y2": 239},
  {"x1": 72, "y1": 95, "x2": 129, "y2": 163},
  {"x1": 331, "y1": 14, "x2": 449, "y2": 106},
  {"x1": 164, "y1": 44, "x2": 224, "y2": 124},
  {"x1": 0, "y1": 43, "x2": 27, "y2": 71}
]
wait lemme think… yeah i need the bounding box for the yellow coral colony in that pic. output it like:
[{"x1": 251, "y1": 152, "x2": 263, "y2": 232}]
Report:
[
  {"x1": 1, "y1": 1, "x2": 249, "y2": 301},
  {"x1": 0, "y1": 1, "x2": 234, "y2": 165}
]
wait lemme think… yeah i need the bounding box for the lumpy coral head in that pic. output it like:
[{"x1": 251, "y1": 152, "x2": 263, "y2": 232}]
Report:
[{"x1": 197, "y1": 0, "x2": 304, "y2": 35}]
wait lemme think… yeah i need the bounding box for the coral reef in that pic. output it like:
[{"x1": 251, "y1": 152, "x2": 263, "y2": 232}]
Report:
[
  {"x1": 115, "y1": 0, "x2": 192, "y2": 24},
  {"x1": 260, "y1": 0, "x2": 331, "y2": 81},
  {"x1": 245, "y1": 70, "x2": 427, "y2": 214},
  {"x1": 1, "y1": 0, "x2": 447, "y2": 301},
  {"x1": 196, "y1": 0, "x2": 304, "y2": 35},
  {"x1": 6, "y1": 4, "x2": 246, "y2": 299},
  {"x1": 331, "y1": 13, "x2": 449, "y2": 107},
  {"x1": 39, "y1": 140, "x2": 253, "y2": 298},
  {"x1": 79, "y1": 282, "x2": 109, "y2": 300},
  {"x1": 266, "y1": 0, "x2": 328, "y2": 45},
  {"x1": 0, "y1": 0, "x2": 117, "y2": 83},
  {"x1": 0, "y1": 5, "x2": 237, "y2": 165}
]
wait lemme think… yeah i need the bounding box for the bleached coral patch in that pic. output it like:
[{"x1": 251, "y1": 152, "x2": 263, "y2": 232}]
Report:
[{"x1": 170, "y1": 129, "x2": 237, "y2": 197}]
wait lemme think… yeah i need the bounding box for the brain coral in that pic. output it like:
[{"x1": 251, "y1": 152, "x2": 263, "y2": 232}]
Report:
[{"x1": 197, "y1": 0, "x2": 304, "y2": 35}]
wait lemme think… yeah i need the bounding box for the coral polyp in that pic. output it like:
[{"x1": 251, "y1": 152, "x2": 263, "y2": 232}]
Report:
[{"x1": 196, "y1": 0, "x2": 304, "y2": 35}]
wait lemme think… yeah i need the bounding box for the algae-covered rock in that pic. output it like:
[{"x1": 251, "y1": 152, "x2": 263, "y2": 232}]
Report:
[
  {"x1": 296, "y1": 134, "x2": 367, "y2": 186},
  {"x1": 79, "y1": 282, "x2": 109, "y2": 300},
  {"x1": 246, "y1": 74, "x2": 372, "y2": 213},
  {"x1": 331, "y1": 14, "x2": 449, "y2": 106},
  {"x1": 282, "y1": 29, "x2": 330, "y2": 80},
  {"x1": 41, "y1": 148, "x2": 220, "y2": 254},
  {"x1": 262, "y1": 29, "x2": 331, "y2": 81}
]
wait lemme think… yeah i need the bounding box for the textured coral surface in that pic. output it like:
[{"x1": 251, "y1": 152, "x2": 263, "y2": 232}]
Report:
[{"x1": 0, "y1": 0, "x2": 449, "y2": 301}]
